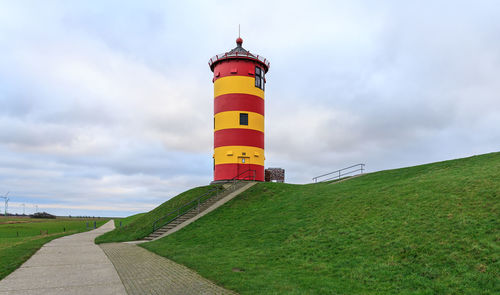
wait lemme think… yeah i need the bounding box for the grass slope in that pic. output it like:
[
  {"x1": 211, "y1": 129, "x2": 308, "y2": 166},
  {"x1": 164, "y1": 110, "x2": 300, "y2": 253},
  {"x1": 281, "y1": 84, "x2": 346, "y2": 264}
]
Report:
[
  {"x1": 0, "y1": 218, "x2": 108, "y2": 280},
  {"x1": 113, "y1": 212, "x2": 146, "y2": 228},
  {"x1": 95, "y1": 185, "x2": 220, "y2": 243},
  {"x1": 142, "y1": 152, "x2": 499, "y2": 294}
]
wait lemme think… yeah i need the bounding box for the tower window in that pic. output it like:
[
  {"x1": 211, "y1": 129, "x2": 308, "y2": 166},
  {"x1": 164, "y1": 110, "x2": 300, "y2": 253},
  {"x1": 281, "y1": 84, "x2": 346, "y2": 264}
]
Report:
[
  {"x1": 240, "y1": 113, "x2": 248, "y2": 125},
  {"x1": 255, "y1": 66, "x2": 265, "y2": 90}
]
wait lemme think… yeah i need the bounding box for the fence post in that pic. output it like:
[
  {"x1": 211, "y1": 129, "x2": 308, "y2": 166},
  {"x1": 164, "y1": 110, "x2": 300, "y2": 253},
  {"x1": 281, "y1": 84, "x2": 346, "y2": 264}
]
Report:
[{"x1": 197, "y1": 199, "x2": 200, "y2": 214}]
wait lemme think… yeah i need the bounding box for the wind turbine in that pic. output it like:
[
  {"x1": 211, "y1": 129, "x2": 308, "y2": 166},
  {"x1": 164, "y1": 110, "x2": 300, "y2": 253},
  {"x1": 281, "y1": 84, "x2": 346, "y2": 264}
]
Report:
[{"x1": 1, "y1": 191, "x2": 10, "y2": 216}]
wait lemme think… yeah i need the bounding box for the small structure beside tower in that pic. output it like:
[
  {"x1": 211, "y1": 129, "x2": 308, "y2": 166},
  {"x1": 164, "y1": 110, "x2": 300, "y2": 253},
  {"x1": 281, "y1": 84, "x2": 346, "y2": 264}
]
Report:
[{"x1": 265, "y1": 168, "x2": 285, "y2": 183}]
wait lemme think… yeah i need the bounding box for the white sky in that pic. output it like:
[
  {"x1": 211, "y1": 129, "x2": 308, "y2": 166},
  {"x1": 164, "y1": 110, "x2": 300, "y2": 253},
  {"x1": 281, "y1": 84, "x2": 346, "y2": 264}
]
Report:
[{"x1": 0, "y1": 0, "x2": 499, "y2": 217}]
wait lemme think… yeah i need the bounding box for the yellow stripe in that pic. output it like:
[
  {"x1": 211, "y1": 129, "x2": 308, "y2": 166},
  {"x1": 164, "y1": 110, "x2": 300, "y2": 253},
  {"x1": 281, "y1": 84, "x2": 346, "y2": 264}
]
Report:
[
  {"x1": 214, "y1": 146, "x2": 264, "y2": 165},
  {"x1": 214, "y1": 76, "x2": 264, "y2": 99},
  {"x1": 214, "y1": 111, "x2": 264, "y2": 132}
]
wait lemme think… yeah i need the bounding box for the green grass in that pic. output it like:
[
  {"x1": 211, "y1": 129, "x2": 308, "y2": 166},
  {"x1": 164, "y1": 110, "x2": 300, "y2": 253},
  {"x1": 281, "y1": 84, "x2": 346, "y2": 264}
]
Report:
[
  {"x1": 113, "y1": 212, "x2": 146, "y2": 228},
  {"x1": 142, "y1": 152, "x2": 500, "y2": 294},
  {"x1": 0, "y1": 217, "x2": 109, "y2": 280},
  {"x1": 95, "y1": 184, "x2": 221, "y2": 243}
]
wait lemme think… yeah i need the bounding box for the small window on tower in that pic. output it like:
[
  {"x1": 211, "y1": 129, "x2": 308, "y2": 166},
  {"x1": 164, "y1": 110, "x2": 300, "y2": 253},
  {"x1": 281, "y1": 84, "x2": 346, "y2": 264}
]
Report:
[
  {"x1": 240, "y1": 113, "x2": 248, "y2": 125},
  {"x1": 255, "y1": 66, "x2": 264, "y2": 90},
  {"x1": 255, "y1": 77, "x2": 261, "y2": 88}
]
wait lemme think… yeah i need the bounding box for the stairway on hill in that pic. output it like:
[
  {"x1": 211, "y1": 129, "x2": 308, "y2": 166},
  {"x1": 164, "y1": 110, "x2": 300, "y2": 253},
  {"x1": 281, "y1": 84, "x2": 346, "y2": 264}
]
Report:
[{"x1": 143, "y1": 181, "x2": 253, "y2": 241}]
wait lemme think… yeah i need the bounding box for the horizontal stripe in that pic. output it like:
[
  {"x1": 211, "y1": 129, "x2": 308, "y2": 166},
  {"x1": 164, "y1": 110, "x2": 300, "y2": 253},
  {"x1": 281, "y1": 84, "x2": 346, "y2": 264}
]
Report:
[
  {"x1": 214, "y1": 163, "x2": 264, "y2": 181},
  {"x1": 214, "y1": 93, "x2": 264, "y2": 115},
  {"x1": 214, "y1": 111, "x2": 264, "y2": 132},
  {"x1": 214, "y1": 146, "x2": 264, "y2": 165},
  {"x1": 214, "y1": 129, "x2": 264, "y2": 149},
  {"x1": 213, "y1": 60, "x2": 262, "y2": 81},
  {"x1": 214, "y1": 76, "x2": 264, "y2": 99}
]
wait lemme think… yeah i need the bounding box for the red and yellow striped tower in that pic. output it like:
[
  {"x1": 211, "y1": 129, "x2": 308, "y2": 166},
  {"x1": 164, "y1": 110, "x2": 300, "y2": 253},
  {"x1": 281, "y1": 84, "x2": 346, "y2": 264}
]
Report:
[{"x1": 209, "y1": 37, "x2": 270, "y2": 182}]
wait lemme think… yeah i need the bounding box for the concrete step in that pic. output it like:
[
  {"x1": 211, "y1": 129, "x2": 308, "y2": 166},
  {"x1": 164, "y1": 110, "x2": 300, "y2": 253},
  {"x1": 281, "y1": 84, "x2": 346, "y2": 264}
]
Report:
[{"x1": 178, "y1": 216, "x2": 194, "y2": 220}]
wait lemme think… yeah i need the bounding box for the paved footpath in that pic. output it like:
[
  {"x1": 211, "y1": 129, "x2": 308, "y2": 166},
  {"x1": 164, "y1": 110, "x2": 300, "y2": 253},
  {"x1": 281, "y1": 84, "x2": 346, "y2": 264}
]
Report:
[
  {"x1": 100, "y1": 243, "x2": 235, "y2": 295},
  {"x1": 0, "y1": 220, "x2": 127, "y2": 295}
]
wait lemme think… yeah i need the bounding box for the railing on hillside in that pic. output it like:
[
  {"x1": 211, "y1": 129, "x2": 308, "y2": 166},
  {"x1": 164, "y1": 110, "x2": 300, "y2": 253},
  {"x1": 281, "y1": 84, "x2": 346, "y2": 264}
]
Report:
[
  {"x1": 152, "y1": 169, "x2": 256, "y2": 232},
  {"x1": 312, "y1": 164, "x2": 365, "y2": 183}
]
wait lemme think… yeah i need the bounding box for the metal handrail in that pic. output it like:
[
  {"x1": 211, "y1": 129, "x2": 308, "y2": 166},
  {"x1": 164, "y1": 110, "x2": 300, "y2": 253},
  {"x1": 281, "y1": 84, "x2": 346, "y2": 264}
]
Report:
[
  {"x1": 313, "y1": 164, "x2": 365, "y2": 183},
  {"x1": 152, "y1": 187, "x2": 219, "y2": 231},
  {"x1": 152, "y1": 169, "x2": 256, "y2": 232}
]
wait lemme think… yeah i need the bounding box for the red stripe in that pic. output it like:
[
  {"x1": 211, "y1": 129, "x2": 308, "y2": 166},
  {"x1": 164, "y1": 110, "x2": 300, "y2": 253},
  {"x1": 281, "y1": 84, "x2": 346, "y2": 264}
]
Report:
[
  {"x1": 214, "y1": 163, "x2": 264, "y2": 181},
  {"x1": 213, "y1": 60, "x2": 259, "y2": 81},
  {"x1": 215, "y1": 94, "x2": 264, "y2": 115},
  {"x1": 214, "y1": 129, "x2": 264, "y2": 148}
]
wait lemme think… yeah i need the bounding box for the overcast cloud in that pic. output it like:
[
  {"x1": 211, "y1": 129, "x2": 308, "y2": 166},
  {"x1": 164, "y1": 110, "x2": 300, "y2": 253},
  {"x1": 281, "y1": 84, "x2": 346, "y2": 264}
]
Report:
[{"x1": 0, "y1": 0, "x2": 499, "y2": 217}]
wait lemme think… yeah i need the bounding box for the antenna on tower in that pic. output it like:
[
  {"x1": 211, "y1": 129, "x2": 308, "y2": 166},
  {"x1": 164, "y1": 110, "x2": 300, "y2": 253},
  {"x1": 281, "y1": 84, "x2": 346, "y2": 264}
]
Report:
[
  {"x1": 1, "y1": 191, "x2": 10, "y2": 216},
  {"x1": 238, "y1": 24, "x2": 240, "y2": 38}
]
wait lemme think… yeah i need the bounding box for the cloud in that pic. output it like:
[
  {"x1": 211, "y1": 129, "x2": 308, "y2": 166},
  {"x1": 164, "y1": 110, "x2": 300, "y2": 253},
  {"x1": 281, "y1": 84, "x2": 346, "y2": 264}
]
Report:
[{"x1": 0, "y1": 0, "x2": 499, "y2": 216}]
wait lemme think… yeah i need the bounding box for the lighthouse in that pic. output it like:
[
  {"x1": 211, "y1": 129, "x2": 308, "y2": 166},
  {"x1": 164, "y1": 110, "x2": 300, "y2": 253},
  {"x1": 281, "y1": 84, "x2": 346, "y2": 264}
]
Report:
[{"x1": 209, "y1": 37, "x2": 270, "y2": 182}]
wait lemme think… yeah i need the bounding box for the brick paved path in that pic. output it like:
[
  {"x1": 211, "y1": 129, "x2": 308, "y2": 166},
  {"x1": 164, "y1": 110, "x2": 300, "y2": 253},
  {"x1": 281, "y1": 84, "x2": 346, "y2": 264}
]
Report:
[{"x1": 100, "y1": 243, "x2": 235, "y2": 295}]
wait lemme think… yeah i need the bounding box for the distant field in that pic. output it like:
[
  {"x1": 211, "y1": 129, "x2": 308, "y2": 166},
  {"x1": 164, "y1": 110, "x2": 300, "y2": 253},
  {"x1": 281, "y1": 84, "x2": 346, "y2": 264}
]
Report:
[{"x1": 0, "y1": 217, "x2": 109, "y2": 280}]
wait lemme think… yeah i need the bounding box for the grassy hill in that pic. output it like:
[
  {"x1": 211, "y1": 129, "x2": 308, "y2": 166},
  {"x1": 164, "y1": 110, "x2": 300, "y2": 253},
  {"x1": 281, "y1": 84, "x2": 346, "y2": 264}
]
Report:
[
  {"x1": 113, "y1": 212, "x2": 146, "y2": 228},
  {"x1": 95, "y1": 185, "x2": 220, "y2": 243},
  {"x1": 140, "y1": 152, "x2": 499, "y2": 294}
]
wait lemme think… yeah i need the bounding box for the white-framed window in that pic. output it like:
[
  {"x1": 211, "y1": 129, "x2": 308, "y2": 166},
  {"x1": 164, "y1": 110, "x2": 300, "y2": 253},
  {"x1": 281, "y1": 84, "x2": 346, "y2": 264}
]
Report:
[{"x1": 255, "y1": 66, "x2": 265, "y2": 90}]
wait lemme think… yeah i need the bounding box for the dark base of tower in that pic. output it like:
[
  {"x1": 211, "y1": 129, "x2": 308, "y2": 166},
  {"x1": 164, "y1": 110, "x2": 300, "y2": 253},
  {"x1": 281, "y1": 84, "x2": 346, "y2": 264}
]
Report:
[{"x1": 214, "y1": 164, "x2": 265, "y2": 182}]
